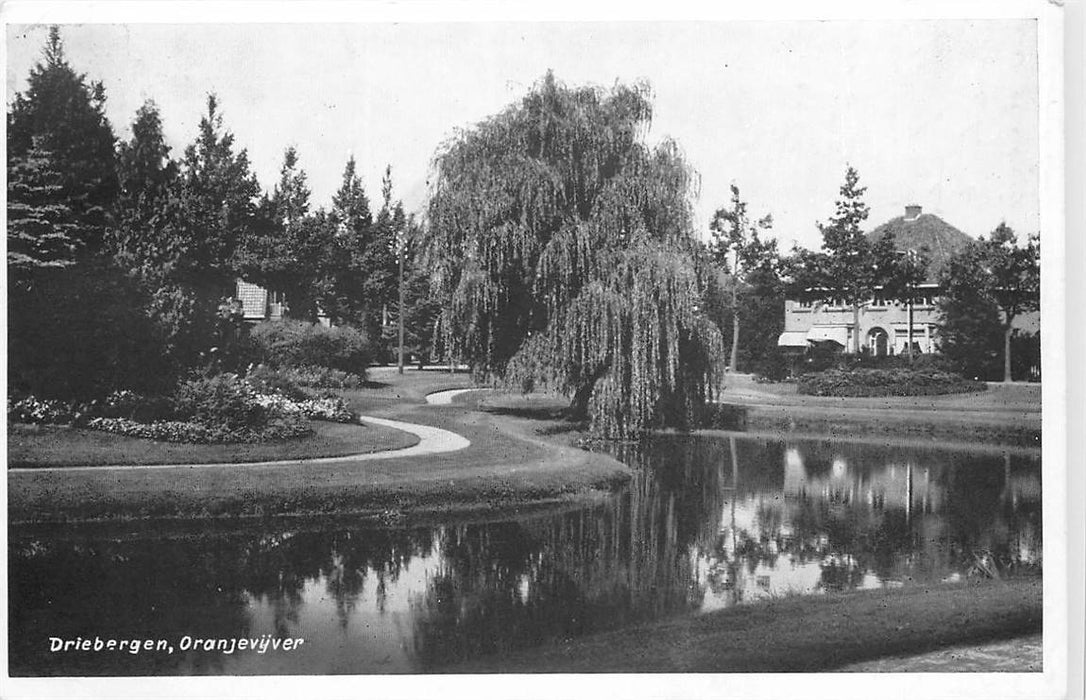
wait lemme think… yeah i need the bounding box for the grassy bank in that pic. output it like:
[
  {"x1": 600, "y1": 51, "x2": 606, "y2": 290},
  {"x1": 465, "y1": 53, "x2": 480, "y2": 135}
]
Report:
[
  {"x1": 7, "y1": 392, "x2": 631, "y2": 524},
  {"x1": 447, "y1": 576, "x2": 1043, "y2": 673},
  {"x1": 7, "y1": 419, "x2": 419, "y2": 467},
  {"x1": 718, "y1": 374, "x2": 1041, "y2": 448}
]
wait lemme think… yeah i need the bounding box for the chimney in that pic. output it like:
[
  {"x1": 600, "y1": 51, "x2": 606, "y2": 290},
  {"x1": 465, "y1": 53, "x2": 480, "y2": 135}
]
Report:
[{"x1": 904, "y1": 204, "x2": 922, "y2": 221}]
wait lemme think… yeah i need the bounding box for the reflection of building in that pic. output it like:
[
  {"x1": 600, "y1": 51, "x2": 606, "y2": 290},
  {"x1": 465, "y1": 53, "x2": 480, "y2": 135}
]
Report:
[{"x1": 777, "y1": 205, "x2": 1039, "y2": 357}]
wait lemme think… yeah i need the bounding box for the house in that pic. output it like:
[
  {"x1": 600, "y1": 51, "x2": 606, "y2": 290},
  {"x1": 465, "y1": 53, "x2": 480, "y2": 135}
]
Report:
[
  {"x1": 235, "y1": 280, "x2": 288, "y2": 324},
  {"x1": 777, "y1": 204, "x2": 991, "y2": 357},
  {"x1": 234, "y1": 280, "x2": 333, "y2": 327}
]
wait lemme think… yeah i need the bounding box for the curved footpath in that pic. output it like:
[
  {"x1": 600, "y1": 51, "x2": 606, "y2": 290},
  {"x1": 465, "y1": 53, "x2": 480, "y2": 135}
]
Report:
[
  {"x1": 7, "y1": 384, "x2": 630, "y2": 525},
  {"x1": 6, "y1": 413, "x2": 470, "y2": 474}
]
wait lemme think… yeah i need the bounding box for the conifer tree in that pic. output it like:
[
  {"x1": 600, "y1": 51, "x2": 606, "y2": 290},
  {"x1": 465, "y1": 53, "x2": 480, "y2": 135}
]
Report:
[
  {"x1": 7, "y1": 144, "x2": 81, "y2": 276},
  {"x1": 7, "y1": 26, "x2": 118, "y2": 257}
]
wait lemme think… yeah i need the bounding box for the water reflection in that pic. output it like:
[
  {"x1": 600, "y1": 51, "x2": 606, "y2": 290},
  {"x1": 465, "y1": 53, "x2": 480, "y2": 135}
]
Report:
[{"x1": 8, "y1": 436, "x2": 1041, "y2": 675}]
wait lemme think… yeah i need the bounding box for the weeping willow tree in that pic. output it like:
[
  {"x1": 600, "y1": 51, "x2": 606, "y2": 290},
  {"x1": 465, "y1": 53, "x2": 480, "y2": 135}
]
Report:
[{"x1": 424, "y1": 73, "x2": 723, "y2": 438}]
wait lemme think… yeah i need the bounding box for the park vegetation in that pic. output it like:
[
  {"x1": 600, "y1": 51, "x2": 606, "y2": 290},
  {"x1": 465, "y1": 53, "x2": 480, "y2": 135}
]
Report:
[
  {"x1": 6, "y1": 28, "x2": 417, "y2": 443},
  {"x1": 8, "y1": 28, "x2": 1041, "y2": 447},
  {"x1": 424, "y1": 72, "x2": 723, "y2": 438}
]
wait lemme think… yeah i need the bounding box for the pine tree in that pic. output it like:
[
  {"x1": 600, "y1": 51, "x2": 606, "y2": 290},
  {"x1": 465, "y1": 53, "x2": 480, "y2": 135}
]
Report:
[
  {"x1": 7, "y1": 26, "x2": 118, "y2": 256},
  {"x1": 109, "y1": 100, "x2": 182, "y2": 279},
  {"x1": 175, "y1": 94, "x2": 261, "y2": 290},
  {"x1": 7, "y1": 144, "x2": 82, "y2": 276},
  {"x1": 323, "y1": 157, "x2": 374, "y2": 325},
  {"x1": 237, "y1": 146, "x2": 337, "y2": 322}
]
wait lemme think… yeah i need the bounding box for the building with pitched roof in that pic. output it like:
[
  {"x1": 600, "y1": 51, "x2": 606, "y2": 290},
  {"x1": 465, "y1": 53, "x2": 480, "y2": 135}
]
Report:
[{"x1": 777, "y1": 205, "x2": 1035, "y2": 358}]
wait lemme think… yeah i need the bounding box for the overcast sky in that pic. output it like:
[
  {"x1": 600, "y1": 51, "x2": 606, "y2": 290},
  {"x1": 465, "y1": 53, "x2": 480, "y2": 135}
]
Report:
[{"x1": 5, "y1": 18, "x2": 1040, "y2": 251}]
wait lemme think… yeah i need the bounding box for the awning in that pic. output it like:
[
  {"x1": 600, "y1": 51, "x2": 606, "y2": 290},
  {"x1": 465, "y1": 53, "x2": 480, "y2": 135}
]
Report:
[
  {"x1": 805, "y1": 326, "x2": 850, "y2": 346},
  {"x1": 777, "y1": 331, "x2": 809, "y2": 348}
]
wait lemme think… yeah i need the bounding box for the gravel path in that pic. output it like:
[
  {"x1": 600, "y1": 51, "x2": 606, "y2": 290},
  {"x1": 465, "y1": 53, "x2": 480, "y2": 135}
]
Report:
[
  {"x1": 425, "y1": 387, "x2": 489, "y2": 405},
  {"x1": 5, "y1": 414, "x2": 470, "y2": 472}
]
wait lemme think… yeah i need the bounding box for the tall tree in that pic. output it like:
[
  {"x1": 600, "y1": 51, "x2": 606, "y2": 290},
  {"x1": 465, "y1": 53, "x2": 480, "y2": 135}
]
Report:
[
  {"x1": 939, "y1": 224, "x2": 1039, "y2": 382},
  {"x1": 424, "y1": 72, "x2": 722, "y2": 437},
  {"x1": 175, "y1": 94, "x2": 261, "y2": 291},
  {"x1": 109, "y1": 100, "x2": 181, "y2": 279},
  {"x1": 709, "y1": 184, "x2": 779, "y2": 372},
  {"x1": 814, "y1": 165, "x2": 878, "y2": 354},
  {"x1": 7, "y1": 26, "x2": 118, "y2": 257},
  {"x1": 937, "y1": 244, "x2": 1005, "y2": 380},
  {"x1": 238, "y1": 147, "x2": 333, "y2": 321},
  {"x1": 324, "y1": 156, "x2": 373, "y2": 325},
  {"x1": 373, "y1": 167, "x2": 407, "y2": 357},
  {"x1": 7, "y1": 144, "x2": 82, "y2": 276},
  {"x1": 985, "y1": 224, "x2": 1040, "y2": 382},
  {"x1": 873, "y1": 233, "x2": 931, "y2": 361}
]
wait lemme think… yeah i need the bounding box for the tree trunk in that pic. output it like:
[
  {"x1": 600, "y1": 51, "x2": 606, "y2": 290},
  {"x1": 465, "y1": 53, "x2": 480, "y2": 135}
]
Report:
[
  {"x1": 730, "y1": 281, "x2": 740, "y2": 372},
  {"x1": 1003, "y1": 323, "x2": 1014, "y2": 383},
  {"x1": 570, "y1": 366, "x2": 609, "y2": 422},
  {"x1": 852, "y1": 303, "x2": 861, "y2": 354}
]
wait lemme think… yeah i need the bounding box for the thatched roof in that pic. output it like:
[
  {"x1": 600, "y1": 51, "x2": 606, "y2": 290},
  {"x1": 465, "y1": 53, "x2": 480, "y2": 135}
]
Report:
[{"x1": 866, "y1": 210, "x2": 975, "y2": 283}]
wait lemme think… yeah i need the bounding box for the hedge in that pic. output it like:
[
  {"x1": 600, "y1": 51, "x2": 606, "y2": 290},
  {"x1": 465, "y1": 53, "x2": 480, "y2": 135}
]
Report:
[{"x1": 796, "y1": 368, "x2": 987, "y2": 397}]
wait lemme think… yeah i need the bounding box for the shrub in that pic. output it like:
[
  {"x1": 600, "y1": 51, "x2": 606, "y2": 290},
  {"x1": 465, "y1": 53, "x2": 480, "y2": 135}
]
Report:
[
  {"x1": 697, "y1": 403, "x2": 748, "y2": 430},
  {"x1": 172, "y1": 374, "x2": 267, "y2": 430},
  {"x1": 8, "y1": 261, "x2": 176, "y2": 400},
  {"x1": 249, "y1": 320, "x2": 372, "y2": 374},
  {"x1": 97, "y1": 390, "x2": 176, "y2": 423},
  {"x1": 246, "y1": 363, "x2": 366, "y2": 392},
  {"x1": 244, "y1": 364, "x2": 310, "y2": 402},
  {"x1": 8, "y1": 395, "x2": 83, "y2": 425},
  {"x1": 796, "y1": 368, "x2": 987, "y2": 397}
]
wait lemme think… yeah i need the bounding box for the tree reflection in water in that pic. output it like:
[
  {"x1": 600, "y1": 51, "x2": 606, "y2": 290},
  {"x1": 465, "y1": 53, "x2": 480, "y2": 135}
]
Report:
[{"x1": 9, "y1": 435, "x2": 1041, "y2": 675}]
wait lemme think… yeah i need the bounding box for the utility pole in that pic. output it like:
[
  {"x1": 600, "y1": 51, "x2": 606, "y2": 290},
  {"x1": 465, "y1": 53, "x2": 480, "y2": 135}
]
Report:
[{"x1": 397, "y1": 234, "x2": 405, "y2": 375}]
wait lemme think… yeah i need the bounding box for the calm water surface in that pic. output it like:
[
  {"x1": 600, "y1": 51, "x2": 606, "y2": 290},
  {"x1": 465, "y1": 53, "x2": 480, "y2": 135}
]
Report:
[{"x1": 8, "y1": 435, "x2": 1041, "y2": 675}]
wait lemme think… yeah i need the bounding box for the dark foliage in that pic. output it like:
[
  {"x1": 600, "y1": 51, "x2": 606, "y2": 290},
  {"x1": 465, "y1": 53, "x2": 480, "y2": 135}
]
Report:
[
  {"x1": 8, "y1": 262, "x2": 174, "y2": 400},
  {"x1": 247, "y1": 319, "x2": 374, "y2": 373},
  {"x1": 797, "y1": 368, "x2": 987, "y2": 397}
]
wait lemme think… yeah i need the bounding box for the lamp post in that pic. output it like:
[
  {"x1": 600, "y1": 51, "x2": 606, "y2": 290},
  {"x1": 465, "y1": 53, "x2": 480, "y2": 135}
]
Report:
[
  {"x1": 896, "y1": 248, "x2": 918, "y2": 363},
  {"x1": 397, "y1": 232, "x2": 405, "y2": 375}
]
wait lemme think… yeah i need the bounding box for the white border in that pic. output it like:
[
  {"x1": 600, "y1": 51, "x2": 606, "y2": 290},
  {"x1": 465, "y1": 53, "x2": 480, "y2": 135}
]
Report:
[{"x1": 1, "y1": 1, "x2": 1076, "y2": 699}]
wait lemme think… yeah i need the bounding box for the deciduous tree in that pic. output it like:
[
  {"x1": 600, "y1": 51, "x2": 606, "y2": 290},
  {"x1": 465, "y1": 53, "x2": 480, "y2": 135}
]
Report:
[
  {"x1": 938, "y1": 223, "x2": 1039, "y2": 382},
  {"x1": 424, "y1": 72, "x2": 722, "y2": 437},
  {"x1": 709, "y1": 184, "x2": 780, "y2": 372}
]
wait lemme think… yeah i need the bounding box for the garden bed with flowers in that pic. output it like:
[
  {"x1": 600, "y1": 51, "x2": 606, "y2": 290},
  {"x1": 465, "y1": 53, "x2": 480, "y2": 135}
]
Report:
[
  {"x1": 9, "y1": 371, "x2": 357, "y2": 445},
  {"x1": 7, "y1": 368, "x2": 420, "y2": 467}
]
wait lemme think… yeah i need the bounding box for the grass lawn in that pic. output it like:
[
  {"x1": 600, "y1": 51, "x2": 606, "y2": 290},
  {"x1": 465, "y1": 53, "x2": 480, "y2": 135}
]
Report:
[
  {"x1": 448, "y1": 576, "x2": 1042, "y2": 673},
  {"x1": 7, "y1": 419, "x2": 419, "y2": 467}
]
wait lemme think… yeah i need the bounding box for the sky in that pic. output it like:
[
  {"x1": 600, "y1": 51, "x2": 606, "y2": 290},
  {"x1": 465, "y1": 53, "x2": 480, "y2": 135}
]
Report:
[{"x1": 5, "y1": 18, "x2": 1040, "y2": 252}]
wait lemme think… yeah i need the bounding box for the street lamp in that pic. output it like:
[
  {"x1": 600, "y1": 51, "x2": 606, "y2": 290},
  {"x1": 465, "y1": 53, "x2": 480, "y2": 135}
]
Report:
[{"x1": 397, "y1": 230, "x2": 406, "y2": 375}]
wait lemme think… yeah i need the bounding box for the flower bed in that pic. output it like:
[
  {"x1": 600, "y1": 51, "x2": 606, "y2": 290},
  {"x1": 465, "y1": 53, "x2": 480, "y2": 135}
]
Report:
[
  {"x1": 85, "y1": 415, "x2": 313, "y2": 444},
  {"x1": 796, "y1": 368, "x2": 987, "y2": 397},
  {"x1": 9, "y1": 371, "x2": 357, "y2": 445},
  {"x1": 247, "y1": 363, "x2": 366, "y2": 392},
  {"x1": 252, "y1": 392, "x2": 355, "y2": 423}
]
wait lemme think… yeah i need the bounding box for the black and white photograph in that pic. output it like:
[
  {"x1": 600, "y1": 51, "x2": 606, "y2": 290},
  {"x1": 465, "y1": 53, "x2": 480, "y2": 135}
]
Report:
[{"x1": 3, "y1": 2, "x2": 1079, "y2": 699}]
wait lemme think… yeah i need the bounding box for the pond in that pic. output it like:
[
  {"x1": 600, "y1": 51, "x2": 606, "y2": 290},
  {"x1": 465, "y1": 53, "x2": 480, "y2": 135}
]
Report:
[{"x1": 8, "y1": 434, "x2": 1041, "y2": 675}]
